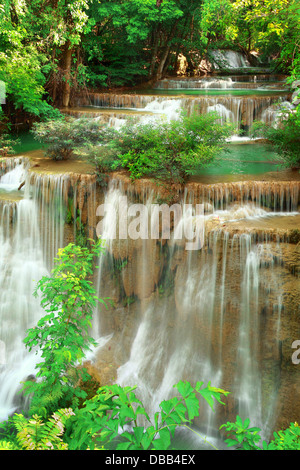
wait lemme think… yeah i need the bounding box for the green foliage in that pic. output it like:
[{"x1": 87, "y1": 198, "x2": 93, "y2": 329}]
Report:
[
  {"x1": 252, "y1": 105, "x2": 300, "y2": 168},
  {"x1": 220, "y1": 415, "x2": 262, "y2": 450},
  {"x1": 221, "y1": 417, "x2": 300, "y2": 451},
  {"x1": 75, "y1": 140, "x2": 119, "y2": 174},
  {"x1": 64, "y1": 380, "x2": 229, "y2": 450},
  {"x1": 0, "y1": 49, "x2": 62, "y2": 120},
  {"x1": 0, "y1": 409, "x2": 74, "y2": 450},
  {"x1": 0, "y1": 0, "x2": 299, "y2": 115},
  {"x1": 75, "y1": 214, "x2": 88, "y2": 248},
  {"x1": 32, "y1": 117, "x2": 115, "y2": 160},
  {"x1": 200, "y1": 0, "x2": 300, "y2": 74},
  {"x1": 112, "y1": 112, "x2": 233, "y2": 184},
  {"x1": 263, "y1": 422, "x2": 300, "y2": 450},
  {"x1": 21, "y1": 241, "x2": 106, "y2": 418},
  {"x1": 0, "y1": 133, "x2": 20, "y2": 157}
]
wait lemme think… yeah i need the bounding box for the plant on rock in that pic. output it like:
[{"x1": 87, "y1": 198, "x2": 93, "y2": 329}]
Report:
[
  {"x1": 21, "y1": 241, "x2": 106, "y2": 419},
  {"x1": 32, "y1": 117, "x2": 115, "y2": 160},
  {"x1": 112, "y1": 111, "x2": 234, "y2": 184},
  {"x1": 252, "y1": 105, "x2": 300, "y2": 169}
]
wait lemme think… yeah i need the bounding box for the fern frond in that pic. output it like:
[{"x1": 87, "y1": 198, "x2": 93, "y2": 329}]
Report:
[
  {"x1": 11, "y1": 408, "x2": 74, "y2": 450},
  {"x1": 0, "y1": 440, "x2": 19, "y2": 450}
]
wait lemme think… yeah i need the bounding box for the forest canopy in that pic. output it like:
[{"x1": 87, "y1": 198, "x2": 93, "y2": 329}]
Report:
[{"x1": 0, "y1": 0, "x2": 299, "y2": 121}]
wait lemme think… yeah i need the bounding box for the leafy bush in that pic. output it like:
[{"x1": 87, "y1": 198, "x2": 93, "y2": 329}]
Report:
[
  {"x1": 32, "y1": 117, "x2": 115, "y2": 160},
  {"x1": 75, "y1": 142, "x2": 119, "y2": 175},
  {"x1": 0, "y1": 133, "x2": 20, "y2": 157},
  {"x1": 220, "y1": 415, "x2": 262, "y2": 450},
  {"x1": 221, "y1": 417, "x2": 300, "y2": 450},
  {"x1": 252, "y1": 105, "x2": 300, "y2": 169},
  {"x1": 64, "y1": 381, "x2": 229, "y2": 450},
  {"x1": 263, "y1": 422, "x2": 300, "y2": 450},
  {"x1": 21, "y1": 241, "x2": 107, "y2": 418},
  {"x1": 1, "y1": 380, "x2": 229, "y2": 451},
  {"x1": 112, "y1": 111, "x2": 234, "y2": 184}
]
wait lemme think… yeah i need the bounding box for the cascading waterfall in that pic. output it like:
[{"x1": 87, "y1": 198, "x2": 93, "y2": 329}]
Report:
[
  {"x1": 0, "y1": 69, "x2": 299, "y2": 446},
  {"x1": 0, "y1": 164, "x2": 84, "y2": 420},
  {"x1": 73, "y1": 91, "x2": 291, "y2": 137},
  {"x1": 0, "y1": 160, "x2": 299, "y2": 444},
  {"x1": 0, "y1": 164, "x2": 49, "y2": 420},
  {"x1": 154, "y1": 76, "x2": 288, "y2": 90},
  {"x1": 92, "y1": 178, "x2": 299, "y2": 445}
]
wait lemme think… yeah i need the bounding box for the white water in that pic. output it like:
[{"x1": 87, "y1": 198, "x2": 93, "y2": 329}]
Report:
[
  {"x1": 94, "y1": 182, "x2": 298, "y2": 444},
  {"x1": 103, "y1": 94, "x2": 290, "y2": 141},
  {"x1": 0, "y1": 159, "x2": 27, "y2": 192},
  {"x1": 0, "y1": 165, "x2": 49, "y2": 420},
  {"x1": 211, "y1": 50, "x2": 250, "y2": 69}
]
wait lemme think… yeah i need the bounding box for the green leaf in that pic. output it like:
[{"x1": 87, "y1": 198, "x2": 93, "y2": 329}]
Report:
[
  {"x1": 133, "y1": 426, "x2": 144, "y2": 445},
  {"x1": 152, "y1": 427, "x2": 171, "y2": 450}
]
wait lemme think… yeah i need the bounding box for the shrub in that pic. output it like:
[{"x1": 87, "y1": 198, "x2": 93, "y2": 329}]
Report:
[
  {"x1": 32, "y1": 117, "x2": 115, "y2": 160},
  {"x1": 112, "y1": 111, "x2": 234, "y2": 184},
  {"x1": 63, "y1": 381, "x2": 230, "y2": 450},
  {"x1": 0, "y1": 133, "x2": 20, "y2": 157},
  {"x1": 252, "y1": 104, "x2": 300, "y2": 169}
]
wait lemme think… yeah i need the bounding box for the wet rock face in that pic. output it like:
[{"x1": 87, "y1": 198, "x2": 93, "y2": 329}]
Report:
[{"x1": 25, "y1": 169, "x2": 300, "y2": 435}]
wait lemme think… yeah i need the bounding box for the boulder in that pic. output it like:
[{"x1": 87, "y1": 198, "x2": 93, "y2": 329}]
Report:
[
  {"x1": 292, "y1": 87, "x2": 300, "y2": 105},
  {"x1": 291, "y1": 80, "x2": 300, "y2": 90}
]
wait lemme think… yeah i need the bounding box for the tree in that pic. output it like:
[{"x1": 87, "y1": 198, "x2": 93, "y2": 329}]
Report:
[
  {"x1": 0, "y1": 1, "x2": 62, "y2": 121},
  {"x1": 199, "y1": 0, "x2": 300, "y2": 71}
]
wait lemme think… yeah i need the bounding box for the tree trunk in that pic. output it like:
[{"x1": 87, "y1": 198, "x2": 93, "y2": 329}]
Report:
[
  {"x1": 149, "y1": 28, "x2": 160, "y2": 78},
  {"x1": 156, "y1": 45, "x2": 171, "y2": 81},
  {"x1": 62, "y1": 42, "x2": 72, "y2": 108}
]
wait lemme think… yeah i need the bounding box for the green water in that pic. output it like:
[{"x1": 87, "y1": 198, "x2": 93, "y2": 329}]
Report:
[
  {"x1": 202, "y1": 142, "x2": 280, "y2": 176},
  {"x1": 135, "y1": 89, "x2": 289, "y2": 97},
  {"x1": 13, "y1": 131, "x2": 44, "y2": 154},
  {"x1": 10, "y1": 133, "x2": 295, "y2": 182}
]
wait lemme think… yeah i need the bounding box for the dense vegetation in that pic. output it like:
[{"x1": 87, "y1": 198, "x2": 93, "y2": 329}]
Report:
[
  {"x1": 0, "y1": 0, "x2": 299, "y2": 118},
  {"x1": 252, "y1": 104, "x2": 300, "y2": 168},
  {"x1": 0, "y1": 0, "x2": 299, "y2": 171},
  {"x1": 32, "y1": 112, "x2": 234, "y2": 183}
]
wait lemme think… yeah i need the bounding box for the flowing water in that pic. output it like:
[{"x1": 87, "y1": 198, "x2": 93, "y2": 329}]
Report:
[{"x1": 0, "y1": 72, "x2": 299, "y2": 448}]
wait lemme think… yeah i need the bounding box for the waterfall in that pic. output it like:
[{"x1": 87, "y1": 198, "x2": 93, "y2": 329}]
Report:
[
  {"x1": 0, "y1": 164, "x2": 76, "y2": 420},
  {"x1": 92, "y1": 179, "x2": 299, "y2": 444},
  {"x1": 0, "y1": 164, "x2": 49, "y2": 420},
  {"x1": 210, "y1": 50, "x2": 250, "y2": 69},
  {"x1": 74, "y1": 92, "x2": 291, "y2": 136},
  {"x1": 0, "y1": 65, "x2": 299, "y2": 450},
  {"x1": 0, "y1": 151, "x2": 299, "y2": 444}
]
